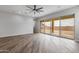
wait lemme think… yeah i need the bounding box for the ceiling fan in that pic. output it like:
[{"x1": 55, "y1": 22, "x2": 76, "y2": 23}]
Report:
[{"x1": 26, "y1": 5, "x2": 44, "y2": 15}]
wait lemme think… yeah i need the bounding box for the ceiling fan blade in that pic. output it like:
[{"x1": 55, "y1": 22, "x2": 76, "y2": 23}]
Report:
[
  {"x1": 34, "y1": 11, "x2": 36, "y2": 15},
  {"x1": 37, "y1": 7, "x2": 43, "y2": 10},
  {"x1": 26, "y1": 9, "x2": 32, "y2": 10},
  {"x1": 38, "y1": 10, "x2": 44, "y2": 12},
  {"x1": 34, "y1": 5, "x2": 36, "y2": 9},
  {"x1": 26, "y1": 6, "x2": 33, "y2": 9}
]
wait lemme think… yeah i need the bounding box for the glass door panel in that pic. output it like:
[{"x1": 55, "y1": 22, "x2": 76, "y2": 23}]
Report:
[
  {"x1": 51, "y1": 18, "x2": 60, "y2": 36},
  {"x1": 44, "y1": 20, "x2": 52, "y2": 34},
  {"x1": 61, "y1": 17, "x2": 74, "y2": 39}
]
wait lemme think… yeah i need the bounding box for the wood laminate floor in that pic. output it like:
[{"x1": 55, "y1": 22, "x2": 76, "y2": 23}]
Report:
[{"x1": 0, "y1": 33, "x2": 79, "y2": 53}]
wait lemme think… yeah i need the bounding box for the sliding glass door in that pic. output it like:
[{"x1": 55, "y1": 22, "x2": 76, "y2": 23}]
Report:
[
  {"x1": 52, "y1": 18, "x2": 60, "y2": 36},
  {"x1": 40, "y1": 15, "x2": 75, "y2": 39},
  {"x1": 44, "y1": 20, "x2": 52, "y2": 34},
  {"x1": 40, "y1": 20, "x2": 52, "y2": 34},
  {"x1": 60, "y1": 16, "x2": 74, "y2": 39}
]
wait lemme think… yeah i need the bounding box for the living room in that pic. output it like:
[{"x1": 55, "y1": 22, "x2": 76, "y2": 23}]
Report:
[{"x1": 0, "y1": 5, "x2": 79, "y2": 53}]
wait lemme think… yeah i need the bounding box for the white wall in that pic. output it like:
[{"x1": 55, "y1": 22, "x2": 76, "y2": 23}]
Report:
[
  {"x1": 34, "y1": 20, "x2": 40, "y2": 33},
  {"x1": 0, "y1": 12, "x2": 34, "y2": 37}
]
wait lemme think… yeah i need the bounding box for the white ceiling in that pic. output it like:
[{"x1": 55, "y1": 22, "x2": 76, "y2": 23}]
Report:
[{"x1": 0, "y1": 5, "x2": 76, "y2": 18}]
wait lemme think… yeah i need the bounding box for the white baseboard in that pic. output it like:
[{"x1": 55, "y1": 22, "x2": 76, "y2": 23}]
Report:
[{"x1": 0, "y1": 33, "x2": 34, "y2": 38}]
